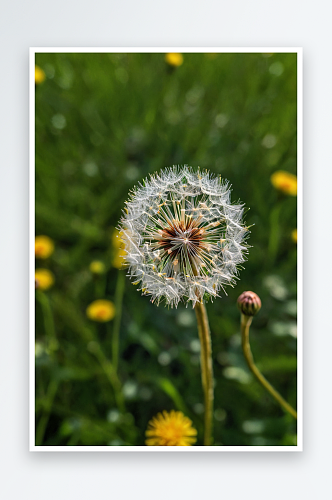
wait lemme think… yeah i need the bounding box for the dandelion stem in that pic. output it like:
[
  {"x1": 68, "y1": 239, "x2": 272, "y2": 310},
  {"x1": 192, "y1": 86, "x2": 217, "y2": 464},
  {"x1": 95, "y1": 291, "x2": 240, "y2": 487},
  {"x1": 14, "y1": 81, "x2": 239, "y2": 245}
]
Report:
[
  {"x1": 95, "y1": 274, "x2": 107, "y2": 299},
  {"x1": 35, "y1": 291, "x2": 58, "y2": 445},
  {"x1": 35, "y1": 379, "x2": 58, "y2": 445},
  {"x1": 240, "y1": 314, "x2": 297, "y2": 419},
  {"x1": 36, "y1": 290, "x2": 56, "y2": 342},
  {"x1": 267, "y1": 203, "x2": 282, "y2": 267},
  {"x1": 195, "y1": 301, "x2": 214, "y2": 446},
  {"x1": 112, "y1": 270, "x2": 125, "y2": 373},
  {"x1": 89, "y1": 342, "x2": 125, "y2": 413}
]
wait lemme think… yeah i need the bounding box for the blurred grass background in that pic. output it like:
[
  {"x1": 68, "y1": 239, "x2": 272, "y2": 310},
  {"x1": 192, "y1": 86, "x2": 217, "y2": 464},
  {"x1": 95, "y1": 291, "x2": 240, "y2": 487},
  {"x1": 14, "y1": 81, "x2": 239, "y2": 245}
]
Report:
[{"x1": 35, "y1": 52, "x2": 297, "y2": 446}]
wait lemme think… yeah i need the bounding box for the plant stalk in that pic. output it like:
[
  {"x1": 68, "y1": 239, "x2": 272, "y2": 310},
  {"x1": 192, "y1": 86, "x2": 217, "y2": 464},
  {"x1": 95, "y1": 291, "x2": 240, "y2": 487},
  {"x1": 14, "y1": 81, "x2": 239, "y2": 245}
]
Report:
[
  {"x1": 241, "y1": 314, "x2": 297, "y2": 419},
  {"x1": 267, "y1": 202, "x2": 282, "y2": 268},
  {"x1": 88, "y1": 341, "x2": 125, "y2": 413},
  {"x1": 36, "y1": 290, "x2": 56, "y2": 344},
  {"x1": 112, "y1": 270, "x2": 125, "y2": 373},
  {"x1": 35, "y1": 290, "x2": 58, "y2": 445},
  {"x1": 195, "y1": 301, "x2": 214, "y2": 446},
  {"x1": 35, "y1": 379, "x2": 58, "y2": 445}
]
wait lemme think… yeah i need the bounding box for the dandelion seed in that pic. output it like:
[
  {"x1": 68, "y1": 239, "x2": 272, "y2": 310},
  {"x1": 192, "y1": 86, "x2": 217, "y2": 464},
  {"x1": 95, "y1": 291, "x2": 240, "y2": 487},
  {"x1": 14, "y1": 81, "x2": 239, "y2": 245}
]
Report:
[
  {"x1": 145, "y1": 410, "x2": 197, "y2": 446},
  {"x1": 120, "y1": 165, "x2": 249, "y2": 307}
]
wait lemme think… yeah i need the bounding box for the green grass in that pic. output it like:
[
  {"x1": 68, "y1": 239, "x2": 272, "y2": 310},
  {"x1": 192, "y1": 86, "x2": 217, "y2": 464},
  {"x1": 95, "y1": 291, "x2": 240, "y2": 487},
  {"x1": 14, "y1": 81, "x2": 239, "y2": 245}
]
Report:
[{"x1": 35, "y1": 52, "x2": 297, "y2": 446}]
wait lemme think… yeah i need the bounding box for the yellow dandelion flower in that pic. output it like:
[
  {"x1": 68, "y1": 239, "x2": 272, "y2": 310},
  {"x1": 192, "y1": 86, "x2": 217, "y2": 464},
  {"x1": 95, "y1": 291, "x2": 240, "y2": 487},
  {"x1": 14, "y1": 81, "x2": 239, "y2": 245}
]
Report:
[
  {"x1": 35, "y1": 269, "x2": 54, "y2": 290},
  {"x1": 112, "y1": 229, "x2": 125, "y2": 249},
  {"x1": 145, "y1": 410, "x2": 197, "y2": 446},
  {"x1": 165, "y1": 53, "x2": 183, "y2": 67},
  {"x1": 35, "y1": 235, "x2": 54, "y2": 259},
  {"x1": 291, "y1": 229, "x2": 297, "y2": 243},
  {"x1": 35, "y1": 65, "x2": 46, "y2": 85},
  {"x1": 86, "y1": 300, "x2": 115, "y2": 322},
  {"x1": 89, "y1": 261, "x2": 105, "y2": 274},
  {"x1": 113, "y1": 248, "x2": 127, "y2": 269},
  {"x1": 112, "y1": 229, "x2": 127, "y2": 269},
  {"x1": 270, "y1": 170, "x2": 297, "y2": 196}
]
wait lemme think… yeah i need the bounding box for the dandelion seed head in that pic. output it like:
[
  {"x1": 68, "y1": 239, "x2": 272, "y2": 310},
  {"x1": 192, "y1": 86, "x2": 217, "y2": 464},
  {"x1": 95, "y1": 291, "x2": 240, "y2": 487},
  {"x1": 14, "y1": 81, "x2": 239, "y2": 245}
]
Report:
[{"x1": 120, "y1": 165, "x2": 249, "y2": 307}]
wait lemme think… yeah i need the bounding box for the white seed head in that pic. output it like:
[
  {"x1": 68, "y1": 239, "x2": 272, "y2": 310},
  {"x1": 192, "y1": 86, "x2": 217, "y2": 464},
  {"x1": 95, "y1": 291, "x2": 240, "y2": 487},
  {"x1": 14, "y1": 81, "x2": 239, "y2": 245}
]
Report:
[{"x1": 119, "y1": 165, "x2": 249, "y2": 307}]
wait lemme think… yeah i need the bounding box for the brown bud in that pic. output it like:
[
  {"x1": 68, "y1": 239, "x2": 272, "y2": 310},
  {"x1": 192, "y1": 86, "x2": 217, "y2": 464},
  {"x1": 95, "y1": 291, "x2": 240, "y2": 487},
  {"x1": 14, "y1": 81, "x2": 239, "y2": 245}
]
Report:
[{"x1": 237, "y1": 291, "x2": 261, "y2": 317}]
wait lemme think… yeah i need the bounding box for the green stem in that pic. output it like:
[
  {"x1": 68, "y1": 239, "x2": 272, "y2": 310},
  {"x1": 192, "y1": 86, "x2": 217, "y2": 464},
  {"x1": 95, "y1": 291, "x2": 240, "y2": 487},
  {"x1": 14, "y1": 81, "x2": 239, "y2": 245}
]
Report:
[
  {"x1": 95, "y1": 275, "x2": 107, "y2": 299},
  {"x1": 267, "y1": 203, "x2": 282, "y2": 267},
  {"x1": 35, "y1": 379, "x2": 58, "y2": 445},
  {"x1": 36, "y1": 290, "x2": 56, "y2": 343},
  {"x1": 195, "y1": 301, "x2": 214, "y2": 446},
  {"x1": 112, "y1": 270, "x2": 125, "y2": 373},
  {"x1": 88, "y1": 342, "x2": 125, "y2": 413},
  {"x1": 241, "y1": 315, "x2": 297, "y2": 419},
  {"x1": 35, "y1": 290, "x2": 59, "y2": 445}
]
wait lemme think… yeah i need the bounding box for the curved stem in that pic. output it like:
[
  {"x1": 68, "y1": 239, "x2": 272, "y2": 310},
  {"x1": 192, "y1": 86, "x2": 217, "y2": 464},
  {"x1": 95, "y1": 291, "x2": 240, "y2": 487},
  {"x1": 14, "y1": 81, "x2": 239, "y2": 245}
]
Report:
[
  {"x1": 241, "y1": 315, "x2": 297, "y2": 419},
  {"x1": 195, "y1": 301, "x2": 214, "y2": 446}
]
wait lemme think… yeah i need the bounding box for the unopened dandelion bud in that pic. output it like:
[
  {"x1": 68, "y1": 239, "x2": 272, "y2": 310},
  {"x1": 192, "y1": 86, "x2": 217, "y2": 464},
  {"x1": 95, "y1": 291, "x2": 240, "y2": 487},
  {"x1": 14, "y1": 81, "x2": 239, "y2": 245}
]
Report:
[{"x1": 237, "y1": 291, "x2": 261, "y2": 317}]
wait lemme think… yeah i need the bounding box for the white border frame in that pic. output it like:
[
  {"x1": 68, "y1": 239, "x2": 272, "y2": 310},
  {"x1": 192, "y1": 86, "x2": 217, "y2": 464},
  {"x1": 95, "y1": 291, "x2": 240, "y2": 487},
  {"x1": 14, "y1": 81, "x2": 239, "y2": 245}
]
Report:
[{"x1": 30, "y1": 47, "x2": 302, "y2": 452}]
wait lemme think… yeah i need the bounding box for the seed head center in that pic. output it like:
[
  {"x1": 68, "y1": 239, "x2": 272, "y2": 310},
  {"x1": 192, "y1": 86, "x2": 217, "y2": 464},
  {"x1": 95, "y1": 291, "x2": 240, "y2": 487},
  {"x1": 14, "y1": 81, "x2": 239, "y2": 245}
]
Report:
[{"x1": 155, "y1": 219, "x2": 206, "y2": 263}]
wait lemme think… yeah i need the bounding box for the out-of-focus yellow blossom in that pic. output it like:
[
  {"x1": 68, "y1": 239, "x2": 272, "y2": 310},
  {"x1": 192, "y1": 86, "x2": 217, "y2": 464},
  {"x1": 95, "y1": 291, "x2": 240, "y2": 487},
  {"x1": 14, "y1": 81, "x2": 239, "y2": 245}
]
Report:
[
  {"x1": 86, "y1": 300, "x2": 115, "y2": 322},
  {"x1": 89, "y1": 261, "x2": 106, "y2": 274},
  {"x1": 113, "y1": 249, "x2": 127, "y2": 269},
  {"x1": 35, "y1": 235, "x2": 54, "y2": 259},
  {"x1": 291, "y1": 229, "x2": 297, "y2": 243},
  {"x1": 112, "y1": 229, "x2": 123, "y2": 249},
  {"x1": 165, "y1": 53, "x2": 183, "y2": 67},
  {"x1": 271, "y1": 170, "x2": 297, "y2": 196},
  {"x1": 112, "y1": 229, "x2": 127, "y2": 269},
  {"x1": 35, "y1": 66, "x2": 46, "y2": 84},
  {"x1": 35, "y1": 269, "x2": 54, "y2": 290},
  {"x1": 145, "y1": 410, "x2": 197, "y2": 446}
]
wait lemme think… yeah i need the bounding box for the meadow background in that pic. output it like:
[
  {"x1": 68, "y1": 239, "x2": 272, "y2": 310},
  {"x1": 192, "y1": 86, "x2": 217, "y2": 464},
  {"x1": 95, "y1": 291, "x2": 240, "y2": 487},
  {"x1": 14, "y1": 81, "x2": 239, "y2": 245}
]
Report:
[{"x1": 35, "y1": 52, "x2": 297, "y2": 447}]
